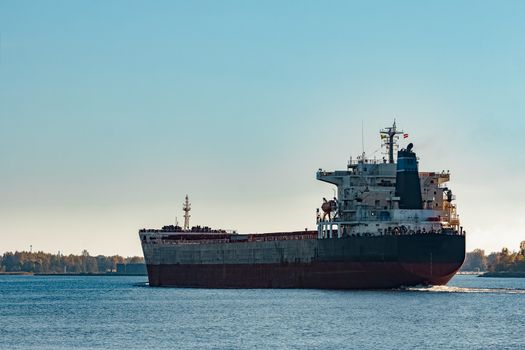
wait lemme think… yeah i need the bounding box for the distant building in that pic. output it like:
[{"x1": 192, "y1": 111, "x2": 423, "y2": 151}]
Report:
[{"x1": 116, "y1": 263, "x2": 147, "y2": 275}]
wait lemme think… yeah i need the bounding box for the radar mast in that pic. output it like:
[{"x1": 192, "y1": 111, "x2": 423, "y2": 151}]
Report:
[
  {"x1": 380, "y1": 120, "x2": 404, "y2": 163},
  {"x1": 182, "y1": 195, "x2": 191, "y2": 231}
]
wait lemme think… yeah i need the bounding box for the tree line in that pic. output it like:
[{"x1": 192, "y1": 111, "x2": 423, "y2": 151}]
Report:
[
  {"x1": 461, "y1": 241, "x2": 525, "y2": 272},
  {"x1": 0, "y1": 250, "x2": 144, "y2": 274}
]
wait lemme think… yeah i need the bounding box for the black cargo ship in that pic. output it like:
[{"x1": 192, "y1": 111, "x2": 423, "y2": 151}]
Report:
[{"x1": 140, "y1": 122, "x2": 465, "y2": 288}]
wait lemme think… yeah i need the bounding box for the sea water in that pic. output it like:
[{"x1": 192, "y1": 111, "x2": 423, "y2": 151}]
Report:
[{"x1": 0, "y1": 275, "x2": 523, "y2": 350}]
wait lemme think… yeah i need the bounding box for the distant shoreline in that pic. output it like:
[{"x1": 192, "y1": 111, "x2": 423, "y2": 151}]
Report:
[
  {"x1": 4, "y1": 271, "x2": 524, "y2": 278},
  {"x1": 0, "y1": 272, "x2": 147, "y2": 277}
]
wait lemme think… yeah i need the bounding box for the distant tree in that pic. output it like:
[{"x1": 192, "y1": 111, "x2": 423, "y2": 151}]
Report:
[
  {"x1": 21, "y1": 260, "x2": 34, "y2": 272},
  {"x1": 96, "y1": 255, "x2": 109, "y2": 273},
  {"x1": 128, "y1": 256, "x2": 145, "y2": 264},
  {"x1": 86, "y1": 257, "x2": 98, "y2": 273},
  {"x1": 461, "y1": 249, "x2": 487, "y2": 271},
  {"x1": 2, "y1": 252, "x2": 20, "y2": 272},
  {"x1": 486, "y1": 245, "x2": 525, "y2": 272},
  {"x1": 0, "y1": 250, "x2": 145, "y2": 274},
  {"x1": 108, "y1": 256, "x2": 125, "y2": 272}
]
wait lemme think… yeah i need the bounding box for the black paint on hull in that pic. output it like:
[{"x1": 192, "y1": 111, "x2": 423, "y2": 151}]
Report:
[{"x1": 144, "y1": 234, "x2": 465, "y2": 289}]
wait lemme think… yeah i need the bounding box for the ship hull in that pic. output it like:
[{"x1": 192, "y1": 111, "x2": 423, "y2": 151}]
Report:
[
  {"x1": 142, "y1": 234, "x2": 465, "y2": 289},
  {"x1": 146, "y1": 261, "x2": 460, "y2": 289}
]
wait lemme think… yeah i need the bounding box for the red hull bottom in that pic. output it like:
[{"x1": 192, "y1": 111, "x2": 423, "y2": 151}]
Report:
[{"x1": 147, "y1": 261, "x2": 461, "y2": 289}]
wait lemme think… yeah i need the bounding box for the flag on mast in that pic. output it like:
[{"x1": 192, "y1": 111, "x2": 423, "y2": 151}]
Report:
[{"x1": 403, "y1": 133, "x2": 409, "y2": 139}]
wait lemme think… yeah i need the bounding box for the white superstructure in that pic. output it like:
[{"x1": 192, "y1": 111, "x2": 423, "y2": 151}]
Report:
[{"x1": 316, "y1": 122, "x2": 461, "y2": 239}]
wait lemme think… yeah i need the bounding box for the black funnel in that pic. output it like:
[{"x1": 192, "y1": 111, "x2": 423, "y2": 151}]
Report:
[{"x1": 395, "y1": 145, "x2": 423, "y2": 209}]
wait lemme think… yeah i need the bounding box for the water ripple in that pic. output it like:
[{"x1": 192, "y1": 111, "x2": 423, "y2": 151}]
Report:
[{"x1": 401, "y1": 285, "x2": 525, "y2": 294}]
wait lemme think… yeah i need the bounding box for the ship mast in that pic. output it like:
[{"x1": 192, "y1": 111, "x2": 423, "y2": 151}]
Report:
[
  {"x1": 182, "y1": 195, "x2": 191, "y2": 231},
  {"x1": 380, "y1": 120, "x2": 404, "y2": 163}
]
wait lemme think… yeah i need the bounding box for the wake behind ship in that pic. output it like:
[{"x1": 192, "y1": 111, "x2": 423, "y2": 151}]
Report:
[{"x1": 140, "y1": 122, "x2": 465, "y2": 289}]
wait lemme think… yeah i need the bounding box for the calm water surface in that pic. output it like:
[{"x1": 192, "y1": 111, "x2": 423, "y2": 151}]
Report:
[{"x1": 0, "y1": 275, "x2": 524, "y2": 350}]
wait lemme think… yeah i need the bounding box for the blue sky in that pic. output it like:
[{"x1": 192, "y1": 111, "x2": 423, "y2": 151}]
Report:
[{"x1": 1, "y1": 0, "x2": 524, "y2": 256}]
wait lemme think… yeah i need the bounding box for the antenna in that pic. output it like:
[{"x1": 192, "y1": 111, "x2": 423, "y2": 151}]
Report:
[{"x1": 361, "y1": 120, "x2": 365, "y2": 160}]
